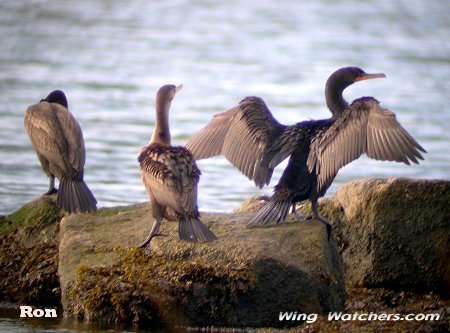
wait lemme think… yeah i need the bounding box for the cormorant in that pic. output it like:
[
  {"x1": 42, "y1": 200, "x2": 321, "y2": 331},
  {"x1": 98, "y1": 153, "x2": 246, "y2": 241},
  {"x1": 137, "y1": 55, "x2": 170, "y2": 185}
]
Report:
[
  {"x1": 185, "y1": 67, "x2": 426, "y2": 236},
  {"x1": 24, "y1": 90, "x2": 97, "y2": 213},
  {"x1": 138, "y1": 84, "x2": 217, "y2": 247}
]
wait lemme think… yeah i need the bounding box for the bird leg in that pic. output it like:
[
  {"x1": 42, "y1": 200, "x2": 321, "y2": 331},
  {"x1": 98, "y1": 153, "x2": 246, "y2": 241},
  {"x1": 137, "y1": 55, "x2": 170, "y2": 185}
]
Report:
[
  {"x1": 311, "y1": 200, "x2": 332, "y2": 240},
  {"x1": 291, "y1": 202, "x2": 308, "y2": 220},
  {"x1": 139, "y1": 218, "x2": 162, "y2": 248},
  {"x1": 44, "y1": 175, "x2": 57, "y2": 195}
]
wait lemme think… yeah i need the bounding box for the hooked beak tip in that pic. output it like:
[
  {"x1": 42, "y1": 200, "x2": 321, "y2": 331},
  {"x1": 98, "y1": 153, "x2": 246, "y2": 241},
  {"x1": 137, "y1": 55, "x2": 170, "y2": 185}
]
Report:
[{"x1": 175, "y1": 84, "x2": 183, "y2": 93}]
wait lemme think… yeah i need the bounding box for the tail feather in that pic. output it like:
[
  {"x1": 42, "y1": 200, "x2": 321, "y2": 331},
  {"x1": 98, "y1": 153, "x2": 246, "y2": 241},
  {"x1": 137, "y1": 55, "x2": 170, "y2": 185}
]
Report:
[
  {"x1": 57, "y1": 178, "x2": 97, "y2": 213},
  {"x1": 246, "y1": 200, "x2": 291, "y2": 226},
  {"x1": 179, "y1": 215, "x2": 217, "y2": 242}
]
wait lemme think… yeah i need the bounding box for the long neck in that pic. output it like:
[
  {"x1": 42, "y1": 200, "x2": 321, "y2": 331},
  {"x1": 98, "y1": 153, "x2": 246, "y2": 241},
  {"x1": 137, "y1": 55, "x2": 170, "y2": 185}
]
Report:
[
  {"x1": 325, "y1": 80, "x2": 349, "y2": 118},
  {"x1": 150, "y1": 99, "x2": 171, "y2": 146}
]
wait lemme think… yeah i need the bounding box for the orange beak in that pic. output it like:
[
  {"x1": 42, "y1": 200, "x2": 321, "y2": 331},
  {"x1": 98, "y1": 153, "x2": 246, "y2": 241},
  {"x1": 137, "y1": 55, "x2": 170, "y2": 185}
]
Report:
[
  {"x1": 354, "y1": 72, "x2": 386, "y2": 82},
  {"x1": 175, "y1": 84, "x2": 183, "y2": 93}
]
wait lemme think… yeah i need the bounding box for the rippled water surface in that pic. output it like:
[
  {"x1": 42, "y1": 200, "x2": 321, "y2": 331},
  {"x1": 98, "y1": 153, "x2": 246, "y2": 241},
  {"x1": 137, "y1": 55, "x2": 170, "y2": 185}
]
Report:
[
  {"x1": 1, "y1": 0, "x2": 449, "y2": 216},
  {"x1": 1, "y1": 0, "x2": 449, "y2": 331}
]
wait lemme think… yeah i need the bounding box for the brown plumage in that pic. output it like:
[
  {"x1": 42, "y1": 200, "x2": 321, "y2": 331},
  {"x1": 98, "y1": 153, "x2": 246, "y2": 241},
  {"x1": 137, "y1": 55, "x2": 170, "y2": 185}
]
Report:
[
  {"x1": 138, "y1": 84, "x2": 217, "y2": 247},
  {"x1": 24, "y1": 90, "x2": 97, "y2": 213},
  {"x1": 186, "y1": 67, "x2": 425, "y2": 237}
]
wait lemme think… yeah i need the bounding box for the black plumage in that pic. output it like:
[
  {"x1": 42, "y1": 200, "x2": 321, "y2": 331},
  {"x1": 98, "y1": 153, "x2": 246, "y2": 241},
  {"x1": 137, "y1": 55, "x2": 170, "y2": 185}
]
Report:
[
  {"x1": 138, "y1": 85, "x2": 217, "y2": 247},
  {"x1": 185, "y1": 67, "x2": 425, "y2": 236}
]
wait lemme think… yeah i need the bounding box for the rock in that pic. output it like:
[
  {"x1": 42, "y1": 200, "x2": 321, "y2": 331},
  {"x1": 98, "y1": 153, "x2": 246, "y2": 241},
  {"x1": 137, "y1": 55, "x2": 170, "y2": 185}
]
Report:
[
  {"x1": 4, "y1": 177, "x2": 448, "y2": 331},
  {"x1": 232, "y1": 195, "x2": 271, "y2": 213},
  {"x1": 329, "y1": 178, "x2": 450, "y2": 294},
  {"x1": 301, "y1": 287, "x2": 449, "y2": 333},
  {"x1": 58, "y1": 202, "x2": 345, "y2": 328},
  {"x1": 0, "y1": 195, "x2": 63, "y2": 306}
]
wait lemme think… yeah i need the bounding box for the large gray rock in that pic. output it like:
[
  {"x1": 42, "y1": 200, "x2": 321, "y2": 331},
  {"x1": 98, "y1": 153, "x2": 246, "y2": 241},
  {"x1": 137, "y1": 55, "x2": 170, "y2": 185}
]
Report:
[
  {"x1": 329, "y1": 178, "x2": 450, "y2": 294},
  {"x1": 58, "y1": 203, "x2": 345, "y2": 328}
]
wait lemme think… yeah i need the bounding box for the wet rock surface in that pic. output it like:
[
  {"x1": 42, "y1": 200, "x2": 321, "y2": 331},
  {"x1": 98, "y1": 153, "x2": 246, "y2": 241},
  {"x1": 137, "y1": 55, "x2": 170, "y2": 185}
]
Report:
[
  {"x1": 1, "y1": 177, "x2": 449, "y2": 331},
  {"x1": 328, "y1": 178, "x2": 450, "y2": 294},
  {"x1": 0, "y1": 195, "x2": 63, "y2": 307},
  {"x1": 58, "y1": 204, "x2": 344, "y2": 327}
]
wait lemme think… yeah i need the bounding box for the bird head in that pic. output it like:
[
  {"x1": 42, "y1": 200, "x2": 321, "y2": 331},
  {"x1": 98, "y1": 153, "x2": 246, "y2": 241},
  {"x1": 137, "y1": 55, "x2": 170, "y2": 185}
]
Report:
[
  {"x1": 327, "y1": 67, "x2": 386, "y2": 91},
  {"x1": 41, "y1": 90, "x2": 68, "y2": 108},
  {"x1": 156, "y1": 84, "x2": 183, "y2": 106}
]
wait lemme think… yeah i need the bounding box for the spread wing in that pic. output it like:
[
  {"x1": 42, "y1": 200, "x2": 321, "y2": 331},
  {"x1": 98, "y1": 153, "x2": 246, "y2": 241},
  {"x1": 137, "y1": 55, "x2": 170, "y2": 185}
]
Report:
[
  {"x1": 24, "y1": 102, "x2": 85, "y2": 174},
  {"x1": 185, "y1": 96, "x2": 287, "y2": 188},
  {"x1": 139, "y1": 145, "x2": 200, "y2": 215},
  {"x1": 308, "y1": 97, "x2": 426, "y2": 192}
]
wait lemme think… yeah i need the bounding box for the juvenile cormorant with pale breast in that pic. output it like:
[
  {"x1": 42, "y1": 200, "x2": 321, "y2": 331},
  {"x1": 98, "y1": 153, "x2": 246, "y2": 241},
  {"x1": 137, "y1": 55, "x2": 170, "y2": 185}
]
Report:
[
  {"x1": 24, "y1": 90, "x2": 97, "y2": 213},
  {"x1": 138, "y1": 84, "x2": 217, "y2": 247},
  {"x1": 185, "y1": 67, "x2": 425, "y2": 236}
]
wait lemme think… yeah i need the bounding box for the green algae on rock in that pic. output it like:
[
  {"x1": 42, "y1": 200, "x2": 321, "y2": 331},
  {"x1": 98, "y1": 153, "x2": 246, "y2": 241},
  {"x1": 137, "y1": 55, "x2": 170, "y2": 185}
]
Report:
[
  {"x1": 66, "y1": 246, "x2": 255, "y2": 327},
  {"x1": 0, "y1": 195, "x2": 64, "y2": 306},
  {"x1": 59, "y1": 203, "x2": 345, "y2": 328},
  {"x1": 4, "y1": 177, "x2": 447, "y2": 331},
  {"x1": 0, "y1": 195, "x2": 63, "y2": 235}
]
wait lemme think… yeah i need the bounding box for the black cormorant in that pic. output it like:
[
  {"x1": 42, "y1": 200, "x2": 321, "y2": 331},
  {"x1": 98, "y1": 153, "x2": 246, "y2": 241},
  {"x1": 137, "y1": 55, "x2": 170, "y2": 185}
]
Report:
[{"x1": 185, "y1": 67, "x2": 425, "y2": 236}]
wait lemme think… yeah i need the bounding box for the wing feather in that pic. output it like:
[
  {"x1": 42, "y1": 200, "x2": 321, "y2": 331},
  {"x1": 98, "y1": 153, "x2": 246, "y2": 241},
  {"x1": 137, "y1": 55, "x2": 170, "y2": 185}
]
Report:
[
  {"x1": 25, "y1": 102, "x2": 86, "y2": 175},
  {"x1": 310, "y1": 97, "x2": 425, "y2": 192},
  {"x1": 186, "y1": 108, "x2": 234, "y2": 159},
  {"x1": 263, "y1": 124, "x2": 311, "y2": 170},
  {"x1": 384, "y1": 130, "x2": 404, "y2": 163},
  {"x1": 186, "y1": 96, "x2": 287, "y2": 187},
  {"x1": 139, "y1": 144, "x2": 200, "y2": 215},
  {"x1": 370, "y1": 127, "x2": 383, "y2": 159},
  {"x1": 53, "y1": 104, "x2": 86, "y2": 171}
]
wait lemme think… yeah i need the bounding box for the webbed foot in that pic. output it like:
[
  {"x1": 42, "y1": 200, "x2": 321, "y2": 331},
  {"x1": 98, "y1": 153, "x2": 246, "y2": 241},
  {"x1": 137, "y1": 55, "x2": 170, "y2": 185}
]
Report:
[
  {"x1": 44, "y1": 188, "x2": 58, "y2": 195},
  {"x1": 44, "y1": 176, "x2": 57, "y2": 195},
  {"x1": 139, "y1": 219, "x2": 162, "y2": 248}
]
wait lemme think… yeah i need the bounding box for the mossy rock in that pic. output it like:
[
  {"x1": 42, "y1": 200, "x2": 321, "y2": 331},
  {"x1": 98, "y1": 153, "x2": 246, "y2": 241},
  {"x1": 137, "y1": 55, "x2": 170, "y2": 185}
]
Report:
[
  {"x1": 332, "y1": 178, "x2": 450, "y2": 294},
  {"x1": 0, "y1": 195, "x2": 64, "y2": 305},
  {"x1": 3, "y1": 177, "x2": 449, "y2": 331},
  {"x1": 0, "y1": 195, "x2": 63, "y2": 236},
  {"x1": 66, "y1": 246, "x2": 255, "y2": 328},
  {"x1": 59, "y1": 203, "x2": 345, "y2": 329}
]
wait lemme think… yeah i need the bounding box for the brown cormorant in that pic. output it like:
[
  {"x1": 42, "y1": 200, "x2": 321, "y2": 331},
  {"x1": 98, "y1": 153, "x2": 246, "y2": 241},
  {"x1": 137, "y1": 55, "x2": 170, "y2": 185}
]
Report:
[
  {"x1": 185, "y1": 67, "x2": 426, "y2": 236},
  {"x1": 24, "y1": 90, "x2": 97, "y2": 213},
  {"x1": 138, "y1": 84, "x2": 217, "y2": 247}
]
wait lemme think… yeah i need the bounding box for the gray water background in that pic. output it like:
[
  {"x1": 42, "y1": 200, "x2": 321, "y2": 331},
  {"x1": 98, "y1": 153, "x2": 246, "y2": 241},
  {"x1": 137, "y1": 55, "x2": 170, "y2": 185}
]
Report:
[
  {"x1": 1, "y1": 0, "x2": 449, "y2": 216},
  {"x1": 0, "y1": 0, "x2": 449, "y2": 331}
]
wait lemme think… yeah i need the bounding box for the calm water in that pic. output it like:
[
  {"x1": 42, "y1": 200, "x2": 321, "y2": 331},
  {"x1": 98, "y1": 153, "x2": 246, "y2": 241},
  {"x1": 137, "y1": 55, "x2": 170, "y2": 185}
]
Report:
[
  {"x1": 0, "y1": 0, "x2": 449, "y2": 330},
  {"x1": 0, "y1": 305, "x2": 167, "y2": 332},
  {"x1": 1, "y1": 0, "x2": 449, "y2": 216}
]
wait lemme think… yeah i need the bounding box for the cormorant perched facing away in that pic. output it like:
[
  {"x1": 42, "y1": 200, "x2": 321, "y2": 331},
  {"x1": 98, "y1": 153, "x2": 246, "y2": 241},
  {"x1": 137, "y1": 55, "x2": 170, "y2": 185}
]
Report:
[
  {"x1": 24, "y1": 90, "x2": 97, "y2": 213},
  {"x1": 138, "y1": 84, "x2": 217, "y2": 248},
  {"x1": 185, "y1": 67, "x2": 426, "y2": 237}
]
